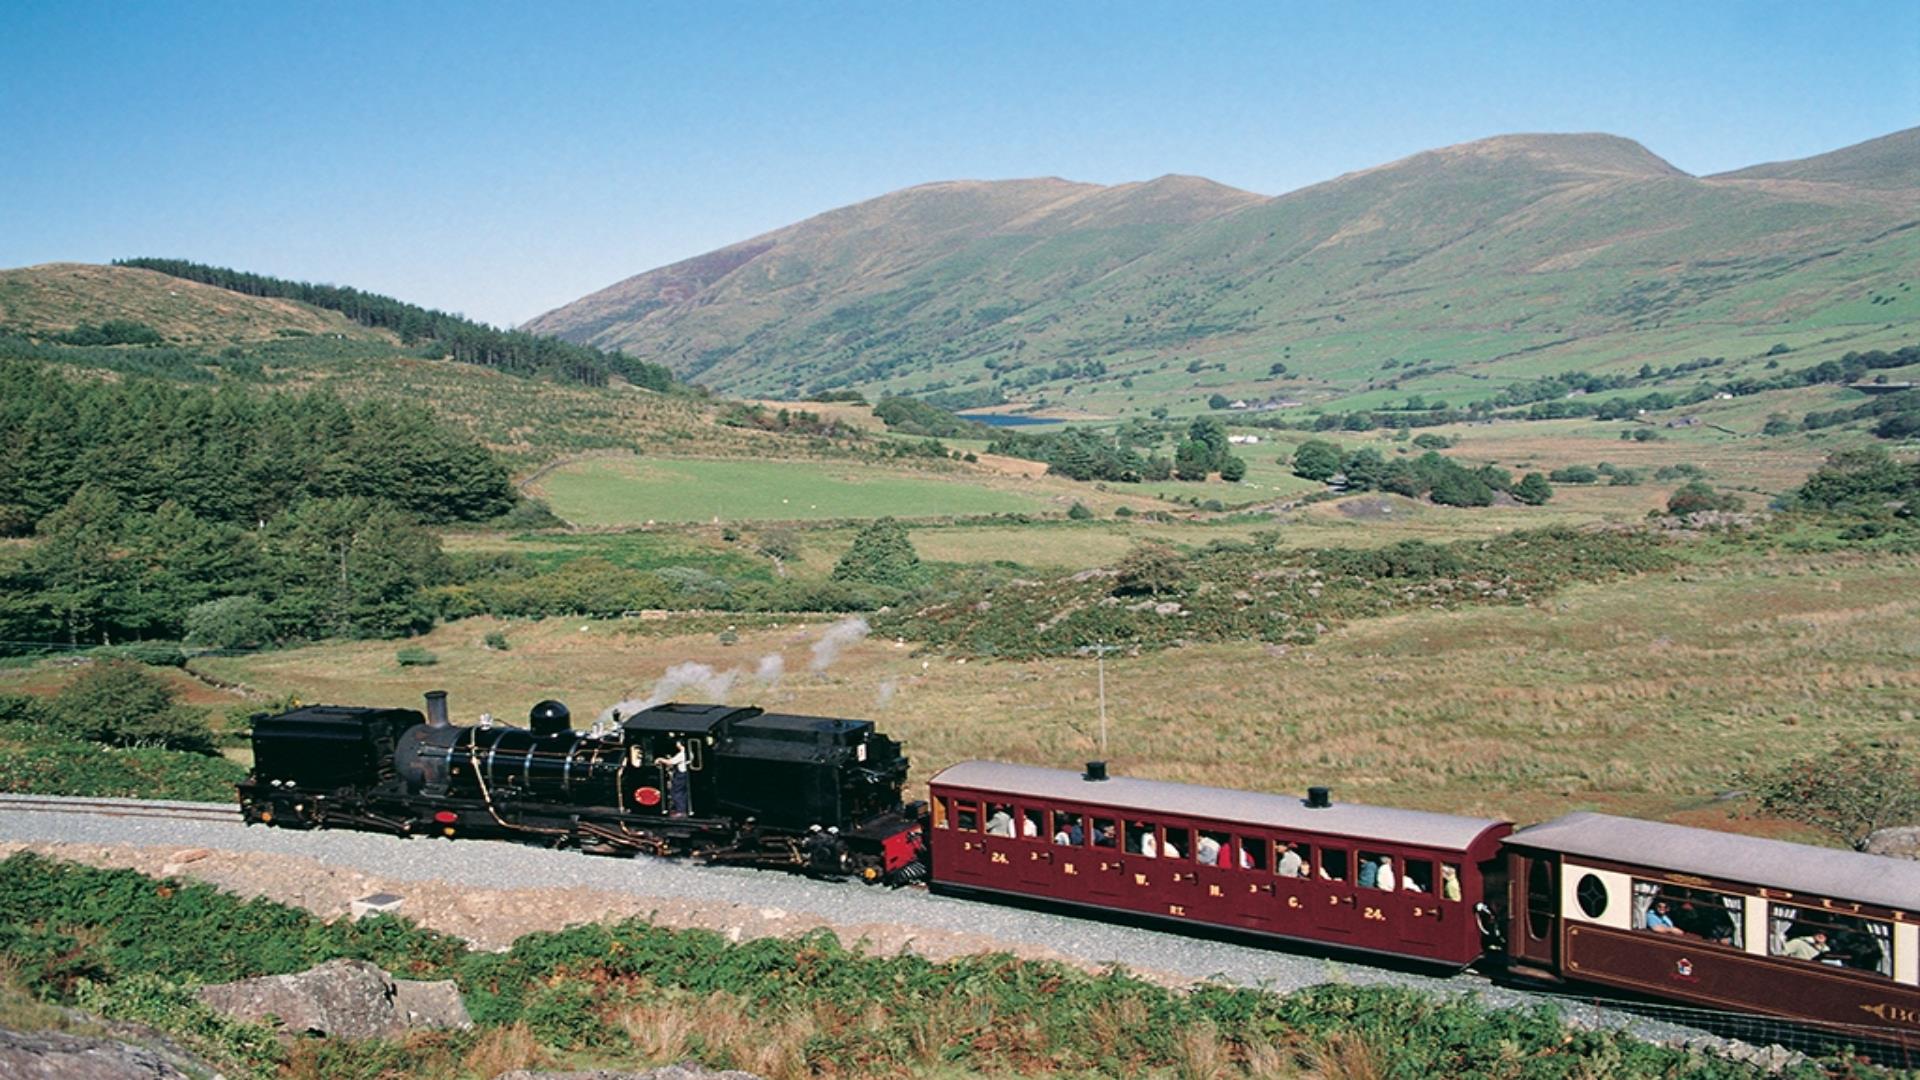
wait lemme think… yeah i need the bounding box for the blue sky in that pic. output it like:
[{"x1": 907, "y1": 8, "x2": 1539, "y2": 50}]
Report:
[{"x1": 3, "y1": 2, "x2": 1915, "y2": 327}]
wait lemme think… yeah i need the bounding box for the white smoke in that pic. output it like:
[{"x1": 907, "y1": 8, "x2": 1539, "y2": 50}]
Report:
[
  {"x1": 809, "y1": 617, "x2": 870, "y2": 673},
  {"x1": 755, "y1": 653, "x2": 785, "y2": 685},
  {"x1": 596, "y1": 661, "x2": 740, "y2": 724},
  {"x1": 874, "y1": 677, "x2": 898, "y2": 709}
]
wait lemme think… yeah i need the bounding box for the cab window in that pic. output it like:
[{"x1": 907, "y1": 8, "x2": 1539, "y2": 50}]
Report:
[
  {"x1": 955, "y1": 801, "x2": 980, "y2": 832},
  {"x1": 1238, "y1": 836, "x2": 1268, "y2": 871},
  {"x1": 933, "y1": 797, "x2": 949, "y2": 830}
]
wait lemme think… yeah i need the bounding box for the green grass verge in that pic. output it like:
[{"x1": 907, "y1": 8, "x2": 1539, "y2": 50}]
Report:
[{"x1": 0, "y1": 853, "x2": 1802, "y2": 1079}]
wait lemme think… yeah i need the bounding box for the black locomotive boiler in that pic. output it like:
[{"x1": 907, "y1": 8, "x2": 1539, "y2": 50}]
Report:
[{"x1": 239, "y1": 691, "x2": 926, "y2": 882}]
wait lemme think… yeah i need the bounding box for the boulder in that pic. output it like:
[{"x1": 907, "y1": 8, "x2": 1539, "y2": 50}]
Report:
[
  {"x1": 194, "y1": 958, "x2": 470, "y2": 1041},
  {"x1": 0, "y1": 1024, "x2": 220, "y2": 1079},
  {"x1": 1866, "y1": 826, "x2": 1920, "y2": 860}
]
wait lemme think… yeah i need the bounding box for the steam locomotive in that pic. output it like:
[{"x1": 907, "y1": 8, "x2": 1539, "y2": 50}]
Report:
[{"x1": 239, "y1": 691, "x2": 925, "y2": 883}]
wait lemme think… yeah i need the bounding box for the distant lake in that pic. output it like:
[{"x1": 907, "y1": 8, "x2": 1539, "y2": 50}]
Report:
[{"x1": 960, "y1": 413, "x2": 1058, "y2": 427}]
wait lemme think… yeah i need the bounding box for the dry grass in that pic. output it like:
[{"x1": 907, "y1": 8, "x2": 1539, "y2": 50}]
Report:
[
  {"x1": 607, "y1": 990, "x2": 816, "y2": 1080},
  {"x1": 461, "y1": 1022, "x2": 550, "y2": 1077},
  {"x1": 166, "y1": 548, "x2": 1920, "y2": 837}
]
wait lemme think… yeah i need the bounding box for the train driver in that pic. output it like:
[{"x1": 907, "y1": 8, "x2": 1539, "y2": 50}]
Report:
[{"x1": 654, "y1": 739, "x2": 691, "y2": 817}]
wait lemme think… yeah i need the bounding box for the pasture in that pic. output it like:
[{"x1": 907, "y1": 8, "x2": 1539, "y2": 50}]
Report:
[
  {"x1": 529, "y1": 455, "x2": 1053, "y2": 525},
  {"x1": 185, "y1": 546, "x2": 1920, "y2": 841}
]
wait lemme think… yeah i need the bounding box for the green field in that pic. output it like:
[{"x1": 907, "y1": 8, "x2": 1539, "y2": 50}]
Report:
[{"x1": 532, "y1": 455, "x2": 1050, "y2": 525}]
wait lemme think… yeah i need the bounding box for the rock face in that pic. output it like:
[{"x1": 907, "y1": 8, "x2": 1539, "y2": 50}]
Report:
[
  {"x1": 1867, "y1": 826, "x2": 1920, "y2": 860},
  {"x1": 193, "y1": 958, "x2": 470, "y2": 1041},
  {"x1": 0, "y1": 1024, "x2": 219, "y2": 1079}
]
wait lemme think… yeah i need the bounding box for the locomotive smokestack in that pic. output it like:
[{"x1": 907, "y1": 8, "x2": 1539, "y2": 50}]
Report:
[
  {"x1": 1306, "y1": 786, "x2": 1331, "y2": 809},
  {"x1": 1084, "y1": 761, "x2": 1108, "y2": 782},
  {"x1": 424, "y1": 690, "x2": 450, "y2": 728}
]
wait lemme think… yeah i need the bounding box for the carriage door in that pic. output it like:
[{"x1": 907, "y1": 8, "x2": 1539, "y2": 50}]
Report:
[
  {"x1": 1397, "y1": 856, "x2": 1444, "y2": 948},
  {"x1": 1312, "y1": 846, "x2": 1357, "y2": 935},
  {"x1": 1511, "y1": 853, "x2": 1559, "y2": 969},
  {"x1": 1014, "y1": 807, "x2": 1055, "y2": 891},
  {"x1": 946, "y1": 798, "x2": 990, "y2": 881}
]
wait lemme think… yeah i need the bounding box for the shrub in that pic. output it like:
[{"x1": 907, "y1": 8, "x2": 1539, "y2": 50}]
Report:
[
  {"x1": 831, "y1": 517, "x2": 922, "y2": 589},
  {"x1": 483, "y1": 631, "x2": 510, "y2": 651},
  {"x1": 1067, "y1": 501, "x2": 1094, "y2": 520},
  {"x1": 184, "y1": 595, "x2": 273, "y2": 651},
  {"x1": 396, "y1": 646, "x2": 439, "y2": 667},
  {"x1": 1113, "y1": 505, "x2": 1134, "y2": 517},
  {"x1": 1512, "y1": 473, "x2": 1554, "y2": 505},
  {"x1": 1548, "y1": 465, "x2": 1599, "y2": 484},
  {"x1": 1738, "y1": 738, "x2": 1920, "y2": 850},
  {"x1": 1113, "y1": 543, "x2": 1186, "y2": 596},
  {"x1": 1667, "y1": 482, "x2": 1745, "y2": 515},
  {"x1": 52, "y1": 661, "x2": 214, "y2": 753},
  {"x1": 1291, "y1": 439, "x2": 1342, "y2": 482}
]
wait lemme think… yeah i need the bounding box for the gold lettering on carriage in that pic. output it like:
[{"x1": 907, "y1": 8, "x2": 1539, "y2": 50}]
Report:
[
  {"x1": 1209, "y1": 884, "x2": 1223, "y2": 897},
  {"x1": 1135, "y1": 873, "x2": 1149, "y2": 886},
  {"x1": 1062, "y1": 862, "x2": 1076, "y2": 875},
  {"x1": 1859, "y1": 1003, "x2": 1920, "y2": 1026}
]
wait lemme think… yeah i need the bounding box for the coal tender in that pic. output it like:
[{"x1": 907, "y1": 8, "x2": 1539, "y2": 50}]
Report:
[{"x1": 240, "y1": 691, "x2": 926, "y2": 883}]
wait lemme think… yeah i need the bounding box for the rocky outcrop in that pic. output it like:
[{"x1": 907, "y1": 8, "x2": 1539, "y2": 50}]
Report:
[
  {"x1": 0, "y1": 1024, "x2": 222, "y2": 1079},
  {"x1": 193, "y1": 958, "x2": 470, "y2": 1041},
  {"x1": 1867, "y1": 826, "x2": 1920, "y2": 860}
]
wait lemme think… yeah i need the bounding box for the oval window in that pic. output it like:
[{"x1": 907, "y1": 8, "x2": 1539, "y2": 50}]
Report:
[{"x1": 1576, "y1": 873, "x2": 1609, "y2": 919}]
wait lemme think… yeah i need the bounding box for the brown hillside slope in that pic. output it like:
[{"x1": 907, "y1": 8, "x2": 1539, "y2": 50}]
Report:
[{"x1": 0, "y1": 263, "x2": 386, "y2": 344}]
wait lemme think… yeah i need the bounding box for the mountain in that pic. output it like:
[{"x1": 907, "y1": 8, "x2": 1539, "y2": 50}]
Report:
[
  {"x1": 1712, "y1": 126, "x2": 1920, "y2": 190},
  {"x1": 535, "y1": 128, "x2": 1920, "y2": 409}
]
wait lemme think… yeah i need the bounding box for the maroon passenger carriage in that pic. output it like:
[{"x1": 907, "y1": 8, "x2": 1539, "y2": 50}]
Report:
[
  {"x1": 927, "y1": 761, "x2": 1512, "y2": 967},
  {"x1": 1505, "y1": 812, "x2": 1920, "y2": 1047}
]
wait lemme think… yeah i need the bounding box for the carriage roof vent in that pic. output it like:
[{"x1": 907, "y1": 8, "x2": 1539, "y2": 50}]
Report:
[
  {"x1": 1084, "y1": 761, "x2": 1108, "y2": 782},
  {"x1": 1306, "y1": 786, "x2": 1331, "y2": 809}
]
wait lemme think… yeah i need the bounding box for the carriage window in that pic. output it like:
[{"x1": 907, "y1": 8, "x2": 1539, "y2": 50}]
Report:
[
  {"x1": 1092, "y1": 817, "x2": 1117, "y2": 847},
  {"x1": 955, "y1": 801, "x2": 979, "y2": 832},
  {"x1": 1769, "y1": 905, "x2": 1892, "y2": 978},
  {"x1": 1162, "y1": 827, "x2": 1190, "y2": 861},
  {"x1": 1576, "y1": 873, "x2": 1608, "y2": 918},
  {"x1": 933, "y1": 797, "x2": 949, "y2": 829},
  {"x1": 1021, "y1": 808, "x2": 1044, "y2": 840},
  {"x1": 1196, "y1": 830, "x2": 1231, "y2": 866},
  {"x1": 1527, "y1": 859, "x2": 1555, "y2": 941},
  {"x1": 1440, "y1": 862, "x2": 1463, "y2": 902},
  {"x1": 1403, "y1": 858, "x2": 1435, "y2": 895},
  {"x1": 1051, "y1": 811, "x2": 1085, "y2": 846},
  {"x1": 1633, "y1": 880, "x2": 1743, "y2": 949},
  {"x1": 1319, "y1": 847, "x2": 1349, "y2": 882},
  {"x1": 1275, "y1": 840, "x2": 1310, "y2": 878},
  {"x1": 1238, "y1": 835, "x2": 1268, "y2": 871},
  {"x1": 985, "y1": 804, "x2": 1016, "y2": 837},
  {"x1": 1358, "y1": 851, "x2": 1395, "y2": 890},
  {"x1": 1126, "y1": 821, "x2": 1156, "y2": 856}
]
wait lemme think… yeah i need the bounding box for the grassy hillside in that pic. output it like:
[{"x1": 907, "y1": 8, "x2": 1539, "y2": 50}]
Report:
[
  {"x1": 528, "y1": 128, "x2": 1920, "y2": 417},
  {"x1": 0, "y1": 263, "x2": 388, "y2": 344}
]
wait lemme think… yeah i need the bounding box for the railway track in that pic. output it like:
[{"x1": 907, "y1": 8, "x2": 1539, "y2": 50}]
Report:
[{"x1": 0, "y1": 794, "x2": 240, "y2": 825}]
